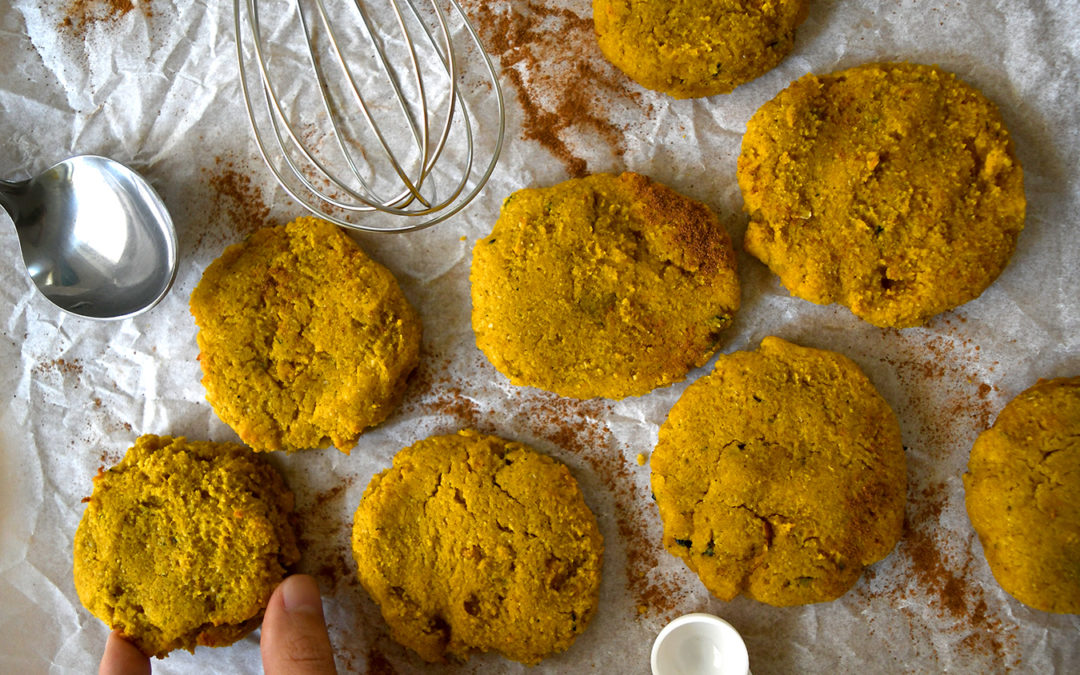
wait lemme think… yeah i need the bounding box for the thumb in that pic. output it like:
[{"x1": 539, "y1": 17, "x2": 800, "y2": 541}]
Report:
[
  {"x1": 261, "y1": 575, "x2": 338, "y2": 675},
  {"x1": 99, "y1": 631, "x2": 150, "y2": 675}
]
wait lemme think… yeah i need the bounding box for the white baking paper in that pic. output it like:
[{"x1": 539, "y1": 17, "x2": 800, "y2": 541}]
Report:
[{"x1": 1, "y1": 0, "x2": 1079, "y2": 673}]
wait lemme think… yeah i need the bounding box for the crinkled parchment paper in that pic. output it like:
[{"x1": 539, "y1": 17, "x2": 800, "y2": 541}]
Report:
[{"x1": 2, "y1": 0, "x2": 1079, "y2": 673}]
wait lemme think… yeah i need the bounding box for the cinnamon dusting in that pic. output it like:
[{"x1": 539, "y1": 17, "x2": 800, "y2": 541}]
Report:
[
  {"x1": 895, "y1": 483, "x2": 1015, "y2": 663},
  {"x1": 196, "y1": 157, "x2": 274, "y2": 250},
  {"x1": 880, "y1": 325, "x2": 1001, "y2": 454},
  {"x1": 33, "y1": 357, "x2": 84, "y2": 378},
  {"x1": 365, "y1": 647, "x2": 397, "y2": 674},
  {"x1": 61, "y1": 0, "x2": 148, "y2": 35},
  {"x1": 295, "y1": 478, "x2": 359, "y2": 597},
  {"x1": 461, "y1": 1, "x2": 652, "y2": 177}
]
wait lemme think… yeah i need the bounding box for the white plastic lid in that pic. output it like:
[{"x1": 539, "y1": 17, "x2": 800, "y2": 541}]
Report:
[{"x1": 651, "y1": 613, "x2": 750, "y2": 675}]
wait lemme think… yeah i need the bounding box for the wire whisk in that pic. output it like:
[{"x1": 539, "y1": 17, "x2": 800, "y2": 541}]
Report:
[{"x1": 234, "y1": 0, "x2": 505, "y2": 232}]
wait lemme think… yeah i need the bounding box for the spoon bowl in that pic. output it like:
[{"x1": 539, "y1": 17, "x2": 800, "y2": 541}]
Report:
[{"x1": 0, "y1": 155, "x2": 178, "y2": 320}]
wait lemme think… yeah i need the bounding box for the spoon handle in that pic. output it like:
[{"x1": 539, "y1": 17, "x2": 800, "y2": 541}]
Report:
[{"x1": 0, "y1": 178, "x2": 28, "y2": 220}]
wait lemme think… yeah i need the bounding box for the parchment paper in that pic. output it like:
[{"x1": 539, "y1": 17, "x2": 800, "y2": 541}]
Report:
[{"x1": 2, "y1": 0, "x2": 1079, "y2": 673}]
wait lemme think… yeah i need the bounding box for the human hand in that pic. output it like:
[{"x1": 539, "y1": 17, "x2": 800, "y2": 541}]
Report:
[
  {"x1": 259, "y1": 574, "x2": 338, "y2": 674},
  {"x1": 98, "y1": 574, "x2": 338, "y2": 675}
]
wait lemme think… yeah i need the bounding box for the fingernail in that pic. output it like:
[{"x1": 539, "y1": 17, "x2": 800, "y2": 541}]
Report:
[{"x1": 281, "y1": 575, "x2": 324, "y2": 616}]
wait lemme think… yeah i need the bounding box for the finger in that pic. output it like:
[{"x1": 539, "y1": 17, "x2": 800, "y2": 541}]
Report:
[
  {"x1": 261, "y1": 574, "x2": 338, "y2": 675},
  {"x1": 99, "y1": 630, "x2": 150, "y2": 675}
]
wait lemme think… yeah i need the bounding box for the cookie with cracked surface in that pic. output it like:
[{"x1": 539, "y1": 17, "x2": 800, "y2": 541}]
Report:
[
  {"x1": 593, "y1": 0, "x2": 810, "y2": 98},
  {"x1": 190, "y1": 216, "x2": 422, "y2": 453},
  {"x1": 651, "y1": 336, "x2": 906, "y2": 606},
  {"x1": 73, "y1": 435, "x2": 299, "y2": 657},
  {"x1": 739, "y1": 62, "x2": 1025, "y2": 327},
  {"x1": 964, "y1": 376, "x2": 1080, "y2": 614},
  {"x1": 471, "y1": 172, "x2": 740, "y2": 400},
  {"x1": 351, "y1": 429, "x2": 604, "y2": 664}
]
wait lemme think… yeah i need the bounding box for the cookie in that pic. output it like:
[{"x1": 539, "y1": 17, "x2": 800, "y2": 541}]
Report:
[
  {"x1": 593, "y1": 0, "x2": 809, "y2": 98},
  {"x1": 471, "y1": 172, "x2": 740, "y2": 400},
  {"x1": 651, "y1": 336, "x2": 906, "y2": 606},
  {"x1": 351, "y1": 429, "x2": 603, "y2": 664},
  {"x1": 72, "y1": 435, "x2": 299, "y2": 657},
  {"x1": 739, "y1": 62, "x2": 1025, "y2": 327},
  {"x1": 190, "y1": 216, "x2": 422, "y2": 452},
  {"x1": 963, "y1": 376, "x2": 1080, "y2": 614}
]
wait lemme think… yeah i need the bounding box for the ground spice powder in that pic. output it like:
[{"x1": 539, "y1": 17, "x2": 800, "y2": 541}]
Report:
[
  {"x1": 460, "y1": 1, "x2": 650, "y2": 177},
  {"x1": 867, "y1": 317, "x2": 1018, "y2": 667},
  {"x1": 895, "y1": 484, "x2": 1014, "y2": 664},
  {"x1": 195, "y1": 156, "x2": 274, "y2": 250},
  {"x1": 33, "y1": 357, "x2": 84, "y2": 378},
  {"x1": 61, "y1": 0, "x2": 145, "y2": 35}
]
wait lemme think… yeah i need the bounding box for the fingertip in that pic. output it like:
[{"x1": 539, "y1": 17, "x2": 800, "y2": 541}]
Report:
[
  {"x1": 99, "y1": 630, "x2": 150, "y2": 675},
  {"x1": 262, "y1": 575, "x2": 337, "y2": 675},
  {"x1": 279, "y1": 574, "x2": 325, "y2": 616}
]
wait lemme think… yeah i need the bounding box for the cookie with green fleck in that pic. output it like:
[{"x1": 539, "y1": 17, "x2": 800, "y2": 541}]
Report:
[
  {"x1": 190, "y1": 216, "x2": 422, "y2": 453},
  {"x1": 594, "y1": 0, "x2": 810, "y2": 98},
  {"x1": 73, "y1": 435, "x2": 299, "y2": 657},
  {"x1": 351, "y1": 429, "x2": 603, "y2": 664},
  {"x1": 964, "y1": 376, "x2": 1080, "y2": 614},
  {"x1": 471, "y1": 172, "x2": 740, "y2": 400},
  {"x1": 739, "y1": 62, "x2": 1025, "y2": 327},
  {"x1": 651, "y1": 336, "x2": 906, "y2": 606}
]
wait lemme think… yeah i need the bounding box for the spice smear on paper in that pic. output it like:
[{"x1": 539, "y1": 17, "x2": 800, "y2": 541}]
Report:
[
  {"x1": 296, "y1": 480, "x2": 358, "y2": 595},
  {"x1": 880, "y1": 321, "x2": 1001, "y2": 456},
  {"x1": 61, "y1": 0, "x2": 148, "y2": 35},
  {"x1": 460, "y1": 1, "x2": 653, "y2": 177},
  {"x1": 897, "y1": 484, "x2": 1016, "y2": 665},
  {"x1": 33, "y1": 357, "x2": 84, "y2": 378},
  {"x1": 196, "y1": 157, "x2": 273, "y2": 249},
  {"x1": 296, "y1": 477, "x2": 398, "y2": 674},
  {"x1": 864, "y1": 318, "x2": 1019, "y2": 667},
  {"x1": 364, "y1": 647, "x2": 397, "y2": 674},
  {"x1": 517, "y1": 392, "x2": 686, "y2": 618}
]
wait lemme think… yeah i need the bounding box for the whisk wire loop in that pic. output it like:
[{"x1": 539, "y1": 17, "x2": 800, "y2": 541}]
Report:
[
  {"x1": 235, "y1": 0, "x2": 504, "y2": 232},
  {"x1": 317, "y1": 0, "x2": 430, "y2": 207},
  {"x1": 239, "y1": 0, "x2": 384, "y2": 211},
  {"x1": 301, "y1": 0, "x2": 396, "y2": 205}
]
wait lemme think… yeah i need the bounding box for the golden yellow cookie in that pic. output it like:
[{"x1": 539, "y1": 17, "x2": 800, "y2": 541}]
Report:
[
  {"x1": 593, "y1": 0, "x2": 809, "y2": 98},
  {"x1": 73, "y1": 435, "x2": 299, "y2": 657},
  {"x1": 651, "y1": 336, "x2": 906, "y2": 606},
  {"x1": 964, "y1": 377, "x2": 1080, "y2": 614},
  {"x1": 190, "y1": 216, "x2": 422, "y2": 453},
  {"x1": 351, "y1": 429, "x2": 604, "y2": 664},
  {"x1": 471, "y1": 172, "x2": 740, "y2": 400},
  {"x1": 739, "y1": 62, "x2": 1025, "y2": 327}
]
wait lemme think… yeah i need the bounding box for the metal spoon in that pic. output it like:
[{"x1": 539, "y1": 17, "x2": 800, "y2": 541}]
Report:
[{"x1": 0, "y1": 155, "x2": 178, "y2": 320}]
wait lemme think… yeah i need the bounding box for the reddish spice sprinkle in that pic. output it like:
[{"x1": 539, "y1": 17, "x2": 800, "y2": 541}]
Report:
[
  {"x1": 61, "y1": 0, "x2": 146, "y2": 35},
  {"x1": 460, "y1": 1, "x2": 651, "y2": 177}
]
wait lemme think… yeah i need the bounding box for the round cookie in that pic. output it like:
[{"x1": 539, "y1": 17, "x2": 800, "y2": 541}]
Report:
[
  {"x1": 190, "y1": 216, "x2": 422, "y2": 453},
  {"x1": 471, "y1": 172, "x2": 740, "y2": 400},
  {"x1": 963, "y1": 376, "x2": 1080, "y2": 614},
  {"x1": 351, "y1": 429, "x2": 604, "y2": 664},
  {"x1": 73, "y1": 435, "x2": 299, "y2": 657},
  {"x1": 739, "y1": 62, "x2": 1025, "y2": 328},
  {"x1": 651, "y1": 336, "x2": 906, "y2": 606},
  {"x1": 593, "y1": 0, "x2": 809, "y2": 98}
]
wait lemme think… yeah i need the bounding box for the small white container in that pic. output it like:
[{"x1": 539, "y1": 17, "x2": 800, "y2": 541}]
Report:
[{"x1": 651, "y1": 613, "x2": 750, "y2": 675}]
